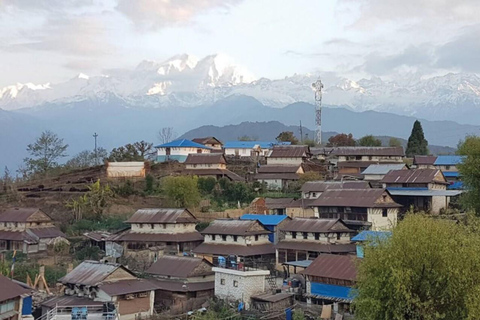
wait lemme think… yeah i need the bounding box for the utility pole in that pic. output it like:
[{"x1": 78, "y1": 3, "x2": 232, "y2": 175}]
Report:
[
  {"x1": 299, "y1": 120, "x2": 304, "y2": 144},
  {"x1": 93, "y1": 132, "x2": 98, "y2": 165},
  {"x1": 312, "y1": 79, "x2": 324, "y2": 146}
]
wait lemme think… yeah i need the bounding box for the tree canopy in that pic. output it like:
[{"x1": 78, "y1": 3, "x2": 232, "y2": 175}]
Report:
[
  {"x1": 354, "y1": 214, "x2": 480, "y2": 320},
  {"x1": 389, "y1": 137, "x2": 402, "y2": 147},
  {"x1": 326, "y1": 133, "x2": 356, "y2": 147},
  {"x1": 108, "y1": 141, "x2": 153, "y2": 162},
  {"x1": 276, "y1": 131, "x2": 299, "y2": 145},
  {"x1": 457, "y1": 135, "x2": 480, "y2": 213},
  {"x1": 162, "y1": 176, "x2": 201, "y2": 208},
  {"x1": 357, "y1": 135, "x2": 382, "y2": 147},
  {"x1": 22, "y1": 131, "x2": 68, "y2": 176},
  {"x1": 66, "y1": 148, "x2": 108, "y2": 169},
  {"x1": 406, "y1": 120, "x2": 428, "y2": 157}
]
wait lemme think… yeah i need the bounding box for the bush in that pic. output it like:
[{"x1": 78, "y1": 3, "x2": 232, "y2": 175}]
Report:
[
  {"x1": 75, "y1": 246, "x2": 102, "y2": 261},
  {"x1": 114, "y1": 180, "x2": 136, "y2": 196}
]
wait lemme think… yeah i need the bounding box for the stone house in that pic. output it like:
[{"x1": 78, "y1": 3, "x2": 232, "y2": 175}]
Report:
[
  {"x1": 240, "y1": 214, "x2": 291, "y2": 244},
  {"x1": 192, "y1": 137, "x2": 223, "y2": 150},
  {"x1": 433, "y1": 155, "x2": 465, "y2": 184},
  {"x1": 182, "y1": 154, "x2": 243, "y2": 181},
  {"x1": 361, "y1": 163, "x2": 408, "y2": 182},
  {"x1": 413, "y1": 155, "x2": 437, "y2": 169},
  {"x1": 255, "y1": 164, "x2": 304, "y2": 190},
  {"x1": 0, "y1": 208, "x2": 67, "y2": 254},
  {"x1": 155, "y1": 139, "x2": 211, "y2": 163},
  {"x1": 193, "y1": 219, "x2": 275, "y2": 269},
  {"x1": 301, "y1": 181, "x2": 371, "y2": 200},
  {"x1": 267, "y1": 145, "x2": 311, "y2": 165},
  {"x1": 0, "y1": 275, "x2": 31, "y2": 320},
  {"x1": 276, "y1": 218, "x2": 356, "y2": 266}
]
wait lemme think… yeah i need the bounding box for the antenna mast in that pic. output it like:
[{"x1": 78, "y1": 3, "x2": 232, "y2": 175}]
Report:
[{"x1": 312, "y1": 79, "x2": 324, "y2": 145}]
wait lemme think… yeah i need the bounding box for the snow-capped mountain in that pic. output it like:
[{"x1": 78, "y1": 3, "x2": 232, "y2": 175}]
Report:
[{"x1": 1, "y1": 53, "x2": 480, "y2": 124}]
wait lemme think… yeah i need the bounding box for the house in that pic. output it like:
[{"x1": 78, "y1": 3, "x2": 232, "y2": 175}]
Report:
[
  {"x1": 0, "y1": 208, "x2": 67, "y2": 254},
  {"x1": 302, "y1": 254, "x2": 358, "y2": 310},
  {"x1": 192, "y1": 137, "x2": 223, "y2": 150},
  {"x1": 84, "y1": 231, "x2": 111, "y2": 251},
  {"x1": 381, "y1": 169, "x2": 462, "y2": 214},
  {"x1": 224, "y1": 141, "x2": 290, "y2": 157},
  {"x1": 265, "y1": 198, "x2": 295, "y2": 215},
  {"x1": 240, "y1": 214, "x2": 291, "y2": 244},
  {"x1": 182, "y1": 154, "x2": 243, "y2": 181},
  {"x1": 193, "y1": 219, "x2": 275, "y2": 269},
  {"x1": 433, "y1": 155, "x2": 464, "y2": 185},
  {"x1": 145, "y1": 256, "x2": 214, "y2": 313},
  {"x1": 312, "y1": 189, "x2": 402, "y2": 230},
  {"x1": 413, "y1": 155, "x2": 437, "y2": 169},
  {"x1": 108, "y1": 209, "x2": 203, "y2": 270},
  {"x1": 351, "y1": 231, "x2": 391, "y2": 258},
  {"x1": 106, "y1": 162, "x2": 147, "y2": 178},
  {"x1": 267, "y1": 145, "x2": 311, "y2": 165},
  {"x1": 361, "y1": 163, "x2": 408, "y2": 182},
  {"x1": 255, "y1": 164, "x2": 304, "y2": 190},
  {"x1": 301, "y1": 181, "x2": 371, "y2": 200},
  {"x1": 155, "y1": 139, "x2": 211, "y2": 163},
  {"x1": 0, "y1": 275, "x2": 31, "y2": 320},
  {"x1": 250, "y1": 293, "x2": 294, "y2": 312},
  {"x1": 276, "y1": 218, "x2": 356, "y2": 266},
  {"x1": 59, "y1": 260, "x2": 157, "y2": 320}
]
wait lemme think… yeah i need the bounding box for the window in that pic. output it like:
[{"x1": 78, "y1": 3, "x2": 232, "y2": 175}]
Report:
[
  {"x1": 312, "y1": 192, "x2": 316, "y2": 198},
  {"x1": 0, "y1": 300, "x2": 15, "y2": 314},
  {"x1": 222, "y1": 235, "x2": 227, "y2": 241},
  {"x1": 292, "y1": 232, "x2": 297, "y2": 239},
  {"x1": 14, "y1": 222, "x2": 18, "y2": 228},
  {"x1": 220, "y1": 279, "x2": 225, "y2": 285},
  {"x1": 315, "y1": 233, "x2": 320, "y2": 240},
  {"x1": 151, "y1": 224, "x2": 154, "y2": 229},
  {"x1": 233, "y1": 235, "x2": 238, "y2": 242},
  {"x1": 139, "y1": 224, "x2": 143, "y2": 229},
  {"x1": 233, "y1": 280, "x2": 238, "y2": 287},
  {"x1": 446, "y1": 165, "x2": 451, "y2": 170},
  {"x1": 212, "y1": 235, "x2": 216, "y2": 241},
  {"x1": 255, "y1": 235, "x2": 259, "y2": 241},
  {"x1": 337, "y1": 233, "x2": 341, "y2": 240},
  {"x1": 303, "y1": 232, "x2": 308, "y2": 239},
  {"x1": 382, "y1": 209, "x2": 388, "y2": 217}
]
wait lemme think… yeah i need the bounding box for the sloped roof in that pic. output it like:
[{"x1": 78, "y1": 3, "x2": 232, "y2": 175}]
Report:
[
  {"x1": 255, "y1": 173, "x2": 300, "y2": 180},
  {"x1": 361, "y1": 164, "x2": 407, "y2": 175},
  {"x1": 224, "y1": 141, "x2": 290, "y2": 149},
  {"x1": 269, "y1": 145, "x2": 310, "y2": 158},
  {"x1": 111, "y1": 230, "x2": 203, "y2": 243},
  {"x1": 192, "y1": 137, "x2": 223, "y2": 145},
  {"x1": 146, "y1": 256, "x2": 213, "y2": 278},
  {"x1": 192, "y1": 243, "x2": 275, "y2": 256},
  {"x1": 257, "y1": 165, "x2": 301, "y2": 173},
  {"x1": 280, "y1": 218, "x2": 352, "y2": 233},
  {"x1": 351, "y1": 231, "x2": 391, "y2": 242},
  {"x1": 182, "y1": 168, "x2": 244, "y2": 182},
  {"x1": 201, "y1": 219, "x2": 270, "y2": 236},
  {"x1": 155, "y1": 139, "x2": 211, "y2": 149},
  {"x1": 184, "y1": 153, "x2": 226, "y2": 165},
  {"x1": 331, "y1": 147, "x2": 404, "y2": 156},
  {"x1": 301, "y1": 181, "x2": 370, "y2": 193},
  {"x1": 240, "y1": 214, "x2": 290, "y2": 226},
  {"x1": 380, "y1": 169, "x2": 447, "y2": 184},
  {"x1": 0, "y1": 275, "x2": 30, "y2": 302},
  {"x1": 150, "y1": 279, "x2": 214, "y2": 292},
  {"x1": 99, "y1": 279, "x2": 158, "y2": 296},
  {"x1": 265, "y1": 198, "x2": 295, "y2": 208},
  {"x1": 434, "y1": 155, "x2": 465, "y2": 166},
  {"x1": 0, "y1": 208, "x2": 50, "y2": 223},
  {"x1": 0, "y1": 230, "x2": 37, "y2": 243},
  {"x1": 60, "y1": 261, "x2": 133, "y2": 286},
  {"x1": 413, "y1": 155, "x2": 437, "y2": 165},
  {"x1": 28, "y1": 227, "x2": 66, "y2": 239},
  {"x1": 312, "y1": 189, "x2": 402, "y2": 208},
  {"x1": 301, "y1": 254, "x2": 358, "y2": 281},
  {"x1": 276, "y1": 242, "x2": 356, "y2": 254},
  {"x1": 126, "y1": 208, "x2": 197, "y2": 224}
]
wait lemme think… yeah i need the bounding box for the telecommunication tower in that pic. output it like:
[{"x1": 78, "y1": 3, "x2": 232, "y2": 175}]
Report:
[{"x1": 312, "y1": 79, "x2": 324, "y2": 145}]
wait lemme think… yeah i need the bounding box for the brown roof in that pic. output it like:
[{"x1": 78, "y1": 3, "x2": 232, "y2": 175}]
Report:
[
  {"x1": 126, "y1": 208, "x2": 197, "y2": 224},
  {"x1": 0, "y1": 275, "x2": 30, "y2": 302},
  {"x1": 265, "y1": 198, "x2": 295, "y2": 208},
  {"x1": 301, "y1": 181, "x2": 370, "y2": 193},
  {"x1": 192, "y1": 137, "x2": 222, "y2": 146},
  {"x1": 276, "y1": 242, "x2": 356, "y2": 254},
  {"x1": 337, "y1": 161, "x2": 401, "y2": 168},
  {"x1": 184, "y1": 153, "x2": 226, "y2": 165},
  {"x1": 99, "y1": 279, "x2": 158, "y2": 296},
  {"x1": 380, "y1": 169, "x2": 447, "y2": 184},
  {"x1": 414, "y1": 155, "x2": 437, "y2": 165},
  {"x1": 0, "y1": 230, "x2": 37, "y2": 243},
  {"x1": 257, "y1": 165, "x2": 301, "y2": 173},
  {"x1": 252, "y1": 293, "x2": 293, "y2": 303},
  {"x1": 151, "y1": 279, "x2": 214, "y2": 292},
  {"x1": 255, "y1": 173, "x2": 300, "y2": 180},
  {"x1": 192, "y1": 243, "x2": 275, "y2": 256},
  {"x1": 84, "y1": 231, "x2": 112, "y2": 242},
  {"x1": 301, "y1": 254, "x2": 358, "y2": 281},
  {"x1": 0, "y1": 208, "x2": 50, "y2": 223},
  {"x1": 201, "y1": 219, "x2": 270, "y2": 236},
  {"x1": 146, "y1": 256, "x2": 213, "y2": 278},
  {"x1": 312, "y1": 189, "x2": 402, "y2": 208},
  {"x1": 183, "y1": 168, "x2": 244, "y2": 181},
  {"x1": 280, "y1": 218, "x2": 353, "y2": 233},
  {"x1": 42, "y1": 296, "x2": 104, "y2": 308},
  {"x1": 28, "y1": 227, "x2": 66, "y2": 239},
  {"x1": 60, "y1": 261, "x2": 133, "y2": 286},
  {"x1": 112, "y1": 230, "x2": 203, "y2": 243},
  {"x1": 269, "y1": 145, "x2": 310, "y2": 158},
  {"x1": 331, "y1": 147, "x2": 404, "y2": 157}
]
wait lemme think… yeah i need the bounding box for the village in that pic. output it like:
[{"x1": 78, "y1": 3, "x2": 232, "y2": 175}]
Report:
[{"x1": 0, "y1": 120, "x2": 473, "y2": 320}]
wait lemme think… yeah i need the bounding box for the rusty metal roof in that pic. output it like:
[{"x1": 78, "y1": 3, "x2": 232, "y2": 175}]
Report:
[
  {"x1": 255, "y1": 173, "x2": 300, "y2": 180},
  {"x1": 251, "y1": 293, "x2": 293, "y2": 303},
  {"x1": 151, "y1": 279, "x2": 214, "y2": 292},
  {"x1": 201, "y1": 219, "x2": 270, "y2": 236},
  {"x1": 301, "y1": 181, "x2": 370, "y2": 193},
  {"x1": 0, "y1": 275, "x2": 30, "y2": 302},
  {"x1": 269, "y1": 145, "x2": 310, "y2": 158},
  {"x1": 265, "y1": 198, "x2": 295, "y2": 208},
  {"x1": 312, "y1": 189, "x2": 402, "y2": 208},
  {"x1": 146, "y1": 256, "x2": 213, "y2": 278},
  {"x1": 28, "y1": 227, "x2": 66, "y2": 239},
  {"x1": 99, "y1": 279, "x2": 159, "y2": 296},
  {"x1": 126, "y1": 208, "x2": 197, "y2": 224},
  {"x1": 414, "y1": 155, "x2": 437, "y2": 165},
  {"x1": 84, "y1": 231, "x2": 112, "y2": 242},
  {"x1": 184, "y1": 153, "x2": 226, "y2": 165},
  {"x1": 276, "y1": 241, "x2": 356, "y2": 254},
  {"x1": 112, "y1": 230, "x2": 203, "y2": 243},
  {"x1": 60, "y1": 260, "x2": 133, "y2": 286},
  {"x1": 301, "y1": 254, "x2": 358, "y2": 281},
  {"x1": 257, "y1": 165, "x2": 301, "y2": 173},
  {"x1": 41, "y1": 296, "x2": 104, "y2": 308},
  {"x1": 0, "y1": 207, "x2": 50, "y2": 222},
  {"x1": 380, "y1": 169, "x2": 447, "y2": 184},
  {"x1": 0, "y1": 230, "x2": 37, "y2": 243},
  {"x1": 192, "y1": 137, "x2": 223, "y2": 146},
  {"x1": 331, "y1": 147, "x2": 404, "y2": 156},
  {"x1": 192, "y1": 243, "x2": 275, "y2": 256},
  {"x1": 280, "y1": 218, "x2": 353, "y2": 233},
  {"x1": 183, "y1": 168, "x2": 244, "y2": 181}
]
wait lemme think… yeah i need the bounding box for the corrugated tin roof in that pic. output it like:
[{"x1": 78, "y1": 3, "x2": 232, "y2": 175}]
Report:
[
  {"x1": 387, "y1": 189, "x2": 463, "y2": 196},
  {"x1": 224, "y1": 141, "x2": 290, "y2": 149},
  {"x1": 184, "y1": 153, "x2": 226, "y2": 165},
  {"x1": 301, "y1": 254, "x2": 358, "y2": 281},
  {"x1": 257, "y1": 165, "x2": 301, "y2": 173},
  {"x1": 0, "y1": 275, "x2": 30, "y2": 302},
  {"x1": 112, "y1": 230, "x2": 203, "y2": 243},
  {"x1": 282, "y1": 260, "x2": 313, "y2": 268},
  {"x1": 192, "y1": 137, "x2": 222, "y2": 145},
  {"x1": 60, "y1": 261, "x2": 131, "y2": 286},
  {"x1": 337, "y1": 161, "x2": 402, "y2": 168},
  {"x1": 0, "y1": 208, "x2": 50, "y2": 223},
  {"x1": 84, "y1": 231, "x2": 112, "y2": 242},
  {"x1": 301, "y1": 181, "x2": 370, "y2": 193},
  {"x1": 41, "y1": 296, "x2": 104, "y2": 308},
  {"x1": 276, "y1": 242, "x2": 356, "y2": 253},
  {"x1": 146, "y1": 256, "x2": 213, "y2": 278},
  {"x1": 351, "y1": 231, "x2": 391, "y2": 242},
  {"x1": 434, "y1": 155, "x2": 465, "y2": 166},
  {"x1": 361, "y1": 164, "x2": 407, "y2": 175},
  {"x1": 380, "y1": 169, "x2": 447, "y2": 184},
  {"x1": 280, "y1": 218, "x2": 352, "y2": 233},
  {"x1": 414, "y1": 155, "x2": 437, "y2": 165},
  {"x1": 269, "y1": 145, "x2": 310, "y2": 158},
  {"x1": 201, "y1": 219, "x2": 271, "y2": 236},
  {"x1": 28, "y1": 227, "x2": 66, "y2": 239},
  {"x1": 443, "y1": 171, "x2": 460, "y2": 177},
  {"x1": 154, "y1": 139, "x2": 211, "y2": 149},
  {"x1": 99, "y1": 279, "x2": 158, "y2": 296},
  {"x1": 331, "y1": 147, "x2": 404, "y2": 156},
  {"x1": 151, "y1": 279, "x2": 214, "y2": 292},
  {"x1": 265, "y1": 198, "x2": 295, "y2": 208},
  {"x1": 312, "y1": 189, "x2": 402, "y2": 208},
  {"x1": 182, "y1": 168, "x2": 244, "y2": 181},
  {"x1": 251, "y1": 293, "x2": 293, "y2": 303},
  {"x1": 0, "y1": 230, "x2": 37, "y2": 243},
  {"x1": 126, "y1": 208, "x2": 197, "y2": 224},
  {"x1": 255, "y1": 173, "x2": 300, "y2": 180},
  {"x1": 192, "y1": 242, "x2": 275, "y2": 256},
  {"x1": 240, "y1": 214, "x2": 290, "y2": 226}
]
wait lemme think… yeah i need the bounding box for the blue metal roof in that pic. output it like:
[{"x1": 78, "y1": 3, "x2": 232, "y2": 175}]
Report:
[
  {"x1": 310, "y1": 283, "x2": 356, "y2": 302},
  {"x1": 224, "y1": 141, "x2": 291, "y2": 149},
  {"x1": 240, "y1": 214, "x2": 290, "y2": 226},
  {"x1": 351, "y1": 231, "x2": 391, "y2": 242},
  {"x1": 434, "y1": 155, "x2": 465, "y2": 166},
  {"x1": 448, "y1": 181, "x2": 464, "y2": 190},
  {"x1": 154, "y1": 139, "x2": 211, "y2": 149},
  {"x1": 443, "y1": 171, "x2": 460, "y2": 177}
]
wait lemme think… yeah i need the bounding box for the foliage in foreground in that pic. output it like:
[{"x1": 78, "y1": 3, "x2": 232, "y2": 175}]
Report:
[
  {"x1": 457, "y1": 135, "x2": 480, "y2": 214},
  {"x1": 354, "y1": 214, "x2": 480, "y2": 320}
]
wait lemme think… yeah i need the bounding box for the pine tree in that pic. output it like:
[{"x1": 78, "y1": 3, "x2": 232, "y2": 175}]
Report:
[{"x1": 405, "y1": 120, "x2": 428, "y2": 157}]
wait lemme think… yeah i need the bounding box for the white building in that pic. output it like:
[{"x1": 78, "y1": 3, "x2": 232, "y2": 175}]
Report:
[
  {"x1": 155, "y1": 139, "x2": 211, "y2": 163},
  {"x1": 224, "y1": 141, "x2": 290, "y2": 157}
]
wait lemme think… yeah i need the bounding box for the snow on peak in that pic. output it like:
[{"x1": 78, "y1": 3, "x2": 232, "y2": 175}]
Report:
[
  {"x1": 156, "y1": 54, "x2": 199, "y2": 75},
  {"x1": 76, "y1": 73, "x2": 89, "y2": 80}
]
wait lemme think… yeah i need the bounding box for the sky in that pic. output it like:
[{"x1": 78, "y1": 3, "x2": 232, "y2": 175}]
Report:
[{"x1": 0, "y1": 0, "x2": 479, "y2": 87}]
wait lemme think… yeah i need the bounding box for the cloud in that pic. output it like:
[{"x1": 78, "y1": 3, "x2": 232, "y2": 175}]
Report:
[
  {"x1": 323, "y1": 38, "x2": 357, "y2": 46},
  {"x1": 361, "y1": 46, "x2": 433, "y2": 75},
  {"x1": 115, "y1": 0, "x2": 243, "y2": 30}
]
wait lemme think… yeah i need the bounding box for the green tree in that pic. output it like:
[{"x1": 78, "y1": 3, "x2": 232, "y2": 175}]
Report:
[
  {"x1": 326, "y1": 133, "x2": 356, "y2": 147},
  {"x1": 357, "y1": 135, "x2": 382, "y2": 147},
  {"x1": 22, "y1": 131, "x2": 68, "y2": 175},
  {"x1": 303, "y1": 138, "x2": 316, "y2": 147},
  {"x1": 457, "y1": 136, "x2": 480, "y2": 213},
  {"x1": 198, "y1": 177, "x2": 217, "y2": 195},
  {"x1": 66, "y1": 148, "x2": 108, "y2": 169},
  {"x1": 389, "y1": 137, "x2": 402, "y2": 147},
  {"x1": 354, "y1": 214, "x2": 480, "y2": 320},
  {"x1": 276, "y1": 131, "x2": 299, "y2": 145},
  {"x1": 238, "y1": 135, "x2": 258, "y2": 141},
  {"x1": 108, "y1": 141, "x2": 153, "y2": 162},
  {"x1": 66, "y1": 180, "x2": 113, "y2": 221},
  {"x1": 162, "y1": 176, "x2": 201, "y2": 208},
  {"x1": 405, "y1": 120, "x2": 428, "y2": 157}
]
